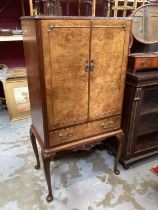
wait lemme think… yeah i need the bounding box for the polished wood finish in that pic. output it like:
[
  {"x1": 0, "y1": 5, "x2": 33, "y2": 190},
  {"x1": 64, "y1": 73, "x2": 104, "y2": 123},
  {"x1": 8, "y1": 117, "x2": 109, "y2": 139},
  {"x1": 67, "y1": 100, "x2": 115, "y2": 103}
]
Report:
[
  {"x1": 22, "y1": 16, "x2": 131, "y2": 201},
  {"x1": 107, "y1": 71, "x2": 158, "y2": 169},
  {"x1": 41, "y1": 19, "x2": 90, "y2": 129},
  {"x1": 22, "y1": 19, "x2": 47, "y2": 144},
  {"x1": 114, "y1": 132, "x2": 124, "y2": 174},
  {"x1": 29, "y1": 0, "x2": 33, "y2": 16},
  {"x1": 49, "y1": 116, "x2": 120, "y2": 146},
  {"x1": 90, "y1": 19, "x2": 129, "y2": 119},
  {"x1": 128, "y1": 52, "x2": 158, "y2": 72},
  {"x1": 41, "y1": 151, "x2": 55, "y2": 202},
  {"x1": 30, "y1": 128, "x2": 40, "y2": 169}
]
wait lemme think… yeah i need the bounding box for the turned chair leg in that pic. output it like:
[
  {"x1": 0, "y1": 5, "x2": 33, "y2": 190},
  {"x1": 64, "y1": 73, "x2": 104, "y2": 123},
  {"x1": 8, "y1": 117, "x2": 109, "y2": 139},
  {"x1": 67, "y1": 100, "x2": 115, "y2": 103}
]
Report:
[
  {"x1": 30, "y1": 128, "x2": 40, "y2": 170},
  {"x1": 41, "y1": 152, "x2": 54, "y2": 202},
  {"x1": 114, "y1": 132, "x2": 124, "y2": 175}
]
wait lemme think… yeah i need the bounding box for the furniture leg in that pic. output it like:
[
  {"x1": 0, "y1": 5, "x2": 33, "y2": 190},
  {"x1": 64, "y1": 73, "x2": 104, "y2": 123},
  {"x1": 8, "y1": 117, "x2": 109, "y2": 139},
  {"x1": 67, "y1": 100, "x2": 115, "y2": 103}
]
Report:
[
  {"x1": 41, "y1": 152, "x2": 53, "y2": 202},
  {"x1": 30, "y1": 127, "x2": 40, "y2": 169},
  {"x1": 123, "y1": 163, "x2": 130, "y2": 170},
  {"x1": 114, "y1": 132, "x2": 124, "y2": 175}
]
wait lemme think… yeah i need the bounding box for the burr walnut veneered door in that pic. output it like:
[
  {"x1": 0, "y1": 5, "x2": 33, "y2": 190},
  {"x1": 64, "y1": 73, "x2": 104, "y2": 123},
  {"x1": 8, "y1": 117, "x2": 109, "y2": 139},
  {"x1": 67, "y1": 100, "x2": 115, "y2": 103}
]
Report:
[
  {"x1": 89, "y1": 20, "x2": 131, "y2": 120},
  {"x1": 41, "y1": 20, "x2": 90, "y2": 129}
]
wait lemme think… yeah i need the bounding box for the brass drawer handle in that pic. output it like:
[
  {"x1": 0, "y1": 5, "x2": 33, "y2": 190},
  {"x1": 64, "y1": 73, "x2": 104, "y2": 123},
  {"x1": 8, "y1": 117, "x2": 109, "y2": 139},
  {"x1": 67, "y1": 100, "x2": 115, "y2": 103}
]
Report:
[
  {"x1": 102, "y1": 120, "x2": 113, "y2": 129},
  {"x1": 59, "y1": 131, "x2": 73, "y2": 142},
  {"x1": 141, "y1": 59, "x2": 146, "y2": 65}
]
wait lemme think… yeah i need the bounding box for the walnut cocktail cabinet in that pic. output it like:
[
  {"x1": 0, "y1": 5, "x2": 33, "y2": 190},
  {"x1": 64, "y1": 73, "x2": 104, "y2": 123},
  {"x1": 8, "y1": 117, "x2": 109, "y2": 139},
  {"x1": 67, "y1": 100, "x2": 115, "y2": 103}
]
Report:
[{"x1": 21, "y1": 17, "x2": 131, "y2": 201}]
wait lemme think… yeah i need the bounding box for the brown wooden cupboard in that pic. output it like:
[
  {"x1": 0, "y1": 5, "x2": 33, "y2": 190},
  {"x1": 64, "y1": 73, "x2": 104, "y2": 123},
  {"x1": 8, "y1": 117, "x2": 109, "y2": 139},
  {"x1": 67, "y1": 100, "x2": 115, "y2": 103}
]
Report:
[
  {"x1": 107, "y1": 71, "x2": 158, "y2": 169},
  {"x1": 21, "y1": 16, "x2": 131, "y2": 201}
]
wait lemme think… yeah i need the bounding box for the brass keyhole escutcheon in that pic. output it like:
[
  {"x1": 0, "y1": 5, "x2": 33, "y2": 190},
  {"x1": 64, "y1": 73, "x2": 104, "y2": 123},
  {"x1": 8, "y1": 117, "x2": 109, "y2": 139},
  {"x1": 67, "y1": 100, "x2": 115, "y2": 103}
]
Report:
[
  {"x1": 85, "y1": 60, "x2": 90, "y2": 72},
  {"x1": 90, "y1": 60, "x2": 94, "y2": 71},
  {"x1": 85, "y1": 60, "x2": 95, "y2": 72}
]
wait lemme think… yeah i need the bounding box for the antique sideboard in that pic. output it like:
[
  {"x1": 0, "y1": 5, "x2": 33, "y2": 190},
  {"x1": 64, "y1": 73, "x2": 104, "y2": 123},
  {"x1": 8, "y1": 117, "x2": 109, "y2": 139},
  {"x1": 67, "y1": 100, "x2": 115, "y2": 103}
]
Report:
[{"x1": 21, "y1": 17, "x2": 131, "y2": 201}]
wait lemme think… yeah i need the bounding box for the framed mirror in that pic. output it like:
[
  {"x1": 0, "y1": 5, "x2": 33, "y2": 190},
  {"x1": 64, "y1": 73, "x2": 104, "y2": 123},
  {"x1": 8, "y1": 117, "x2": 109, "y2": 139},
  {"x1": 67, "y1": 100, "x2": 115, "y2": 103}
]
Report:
[{"x1": 132, "y1": 4, "x2": 158, "y2": 44}]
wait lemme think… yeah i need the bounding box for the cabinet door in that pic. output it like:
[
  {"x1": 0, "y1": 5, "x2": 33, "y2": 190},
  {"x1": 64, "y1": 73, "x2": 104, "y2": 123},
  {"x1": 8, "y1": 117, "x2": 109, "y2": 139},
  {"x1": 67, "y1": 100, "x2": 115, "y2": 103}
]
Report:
[
  {"x1": 132, "y1": 86, "x2": 158, "y2": 155},
  {"x1": 89, "y1": 20, "x2": 131, "y2": 120},
  {"x1": 41, "y1": 20, "x2": 90, "y2": 129}
]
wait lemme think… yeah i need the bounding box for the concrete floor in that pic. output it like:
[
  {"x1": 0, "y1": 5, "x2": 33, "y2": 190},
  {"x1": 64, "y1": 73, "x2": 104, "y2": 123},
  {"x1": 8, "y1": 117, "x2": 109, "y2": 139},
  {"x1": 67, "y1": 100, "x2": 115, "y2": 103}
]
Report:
[{"x1": 0, "y1": 108, "x2": 158, "y2": 210}]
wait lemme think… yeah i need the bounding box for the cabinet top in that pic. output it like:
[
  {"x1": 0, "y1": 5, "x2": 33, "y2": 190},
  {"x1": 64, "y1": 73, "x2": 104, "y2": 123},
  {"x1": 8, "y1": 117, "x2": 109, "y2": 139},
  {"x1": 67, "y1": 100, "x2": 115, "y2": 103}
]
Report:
[
  {"x1": 127, "y1": 71, "x2": 158, "y2": 83},
  {"x1": 21, "y1": 16, "x2": 132, "y2": 21}
]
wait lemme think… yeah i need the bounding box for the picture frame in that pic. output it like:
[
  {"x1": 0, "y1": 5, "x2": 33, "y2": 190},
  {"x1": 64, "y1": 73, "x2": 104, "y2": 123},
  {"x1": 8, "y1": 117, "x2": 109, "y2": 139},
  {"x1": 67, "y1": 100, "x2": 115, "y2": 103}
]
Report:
[{"x1": 3, "y1": 77, "x2": 30, "y2": 121}]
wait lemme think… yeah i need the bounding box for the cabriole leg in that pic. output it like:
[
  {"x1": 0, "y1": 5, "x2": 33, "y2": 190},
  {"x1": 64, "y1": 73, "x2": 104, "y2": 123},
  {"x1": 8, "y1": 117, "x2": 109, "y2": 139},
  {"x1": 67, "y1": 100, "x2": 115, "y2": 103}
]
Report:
[
  {"x1": 41, "y1": 152, "x2": 53, "y2": 202},
  {"x1": 30, "y1": 127, "x2": 40, "y2": 169},
  {"x1": 114, "y1": 132, "x2": 124, "y2": 175}
]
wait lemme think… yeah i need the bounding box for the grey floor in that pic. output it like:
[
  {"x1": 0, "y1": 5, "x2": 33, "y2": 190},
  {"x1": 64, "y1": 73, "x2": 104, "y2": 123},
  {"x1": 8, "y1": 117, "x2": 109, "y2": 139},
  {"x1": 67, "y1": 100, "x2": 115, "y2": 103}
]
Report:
[{"x1": 0, "y1": 108, "x2": 158, "y2": 210}]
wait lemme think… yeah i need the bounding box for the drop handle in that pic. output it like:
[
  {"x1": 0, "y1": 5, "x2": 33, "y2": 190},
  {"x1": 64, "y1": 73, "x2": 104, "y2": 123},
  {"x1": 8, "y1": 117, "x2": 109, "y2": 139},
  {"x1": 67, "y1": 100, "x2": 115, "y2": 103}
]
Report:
[{"x1": 59, "y1": 131, "x2": 73, "y2": 142}]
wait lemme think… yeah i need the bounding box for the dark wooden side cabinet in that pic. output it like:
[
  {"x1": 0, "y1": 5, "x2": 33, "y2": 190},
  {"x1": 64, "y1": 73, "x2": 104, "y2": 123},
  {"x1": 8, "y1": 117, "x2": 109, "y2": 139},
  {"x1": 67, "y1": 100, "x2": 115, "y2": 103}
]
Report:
[
  {"x1": 21, "y1": 16, "x2": 131, "y2": 201},
  {"x1": 107, "y1": 70, "x2": 158, "y2": 169},
  {"x1": 104, "y1": 3, "x2": 158, "y2": 169}
]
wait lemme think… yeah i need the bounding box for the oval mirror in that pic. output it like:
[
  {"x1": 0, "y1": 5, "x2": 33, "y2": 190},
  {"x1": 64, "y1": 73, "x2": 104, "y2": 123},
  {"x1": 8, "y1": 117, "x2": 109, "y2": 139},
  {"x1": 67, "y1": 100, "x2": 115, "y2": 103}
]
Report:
[{"x1": 132, "y1": 4, "x2": 158, "y2": 44}]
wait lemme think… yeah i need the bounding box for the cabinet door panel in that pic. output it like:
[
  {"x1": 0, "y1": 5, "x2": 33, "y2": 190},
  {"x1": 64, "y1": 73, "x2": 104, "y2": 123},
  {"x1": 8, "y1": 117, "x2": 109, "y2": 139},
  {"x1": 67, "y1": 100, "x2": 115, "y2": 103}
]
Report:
[
  {"x1": 89, "y1": 20, "x2": 130, "y2": 119},
  {"x1": 41, "y1": 20, "x2": 90, "y2": 129}
]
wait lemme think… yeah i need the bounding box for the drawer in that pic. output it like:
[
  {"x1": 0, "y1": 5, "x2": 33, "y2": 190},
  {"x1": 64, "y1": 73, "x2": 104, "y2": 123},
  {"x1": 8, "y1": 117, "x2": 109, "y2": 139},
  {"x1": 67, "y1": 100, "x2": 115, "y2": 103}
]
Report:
[
  {"x1": 128, "y1": 54, "x2": 158, "y2": 72},
  {"x1": 135, "y1": 57, "x2": 158, "y2": 70},
  {"x1": 49, "y1": 116, "x2": 120, "y2": 146}
]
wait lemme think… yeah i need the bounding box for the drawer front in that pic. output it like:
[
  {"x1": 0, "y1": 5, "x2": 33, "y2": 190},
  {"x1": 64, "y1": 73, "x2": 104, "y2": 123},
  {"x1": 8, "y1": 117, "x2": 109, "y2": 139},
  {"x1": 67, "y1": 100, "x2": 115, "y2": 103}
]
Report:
[
  {"x1": 49, "y1": 116, "x2": 120, "y2": 146},
  {"x1": 135, "y1": 57, "x2": 158, "y2": 70}
]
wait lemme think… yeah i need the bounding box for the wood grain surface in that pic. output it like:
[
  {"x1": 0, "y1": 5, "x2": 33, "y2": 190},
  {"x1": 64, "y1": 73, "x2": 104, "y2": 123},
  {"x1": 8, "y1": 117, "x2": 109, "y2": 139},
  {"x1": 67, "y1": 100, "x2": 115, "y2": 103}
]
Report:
[
  {"x1": 89, "y1": 19, "x2": 131, "y2": 120},
  {"x1": 22, "y1": 19, "x2": 46, "y2": 144},
  {"x1": 41, "y1": 20, "x2": 90, "y2": 130},
  {"x1": 49, "y1": 115, "x2": 121, "y2": 146},
  {"x1": 22, "y1": 17, "x2": 131, "y2": 200}
]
